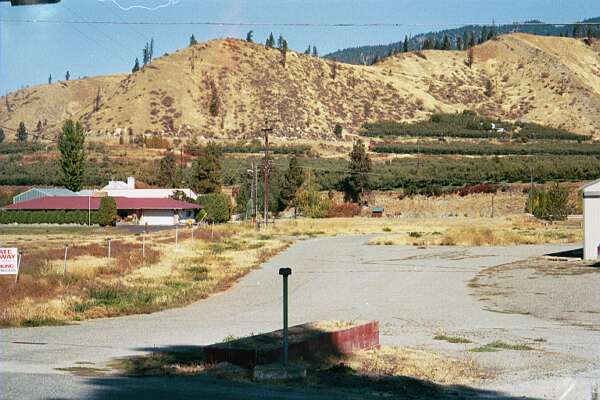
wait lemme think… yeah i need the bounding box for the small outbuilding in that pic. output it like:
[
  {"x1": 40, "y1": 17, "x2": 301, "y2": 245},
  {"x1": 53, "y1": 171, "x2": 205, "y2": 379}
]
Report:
[
  {"x1": 582, "y1": 179, "x2": 600, "y2": 260},
  {"x1": 371, "y1": 207, "x2": 384, "y2": 218}
]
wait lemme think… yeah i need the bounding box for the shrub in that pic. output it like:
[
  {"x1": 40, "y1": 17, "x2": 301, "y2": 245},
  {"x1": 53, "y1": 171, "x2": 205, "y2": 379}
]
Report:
[
  {"x1": 0, "y1": 210, "x2": 100, "y2": 225},
  {"x1": 294, "y1": 188, "x2": 332, "y2": 218},
  {"x1": 198, "y1": 193, "x2": 231, "y2": 223},
  {"x1": 98, "y1": 197, "x2": 118, "y2": 226},
  {"x1": 326, "y1": 203, "x2": 361, "y2": 218},
  {"x1": 526, "y1": 183, "x2": 570, "y2": 221}
]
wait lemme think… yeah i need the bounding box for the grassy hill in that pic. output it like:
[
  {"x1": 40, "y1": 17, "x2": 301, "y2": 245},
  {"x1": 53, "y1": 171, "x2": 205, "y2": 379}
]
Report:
[{"x1": 2, "y1": 33, "x2": 600, "y2": 145}]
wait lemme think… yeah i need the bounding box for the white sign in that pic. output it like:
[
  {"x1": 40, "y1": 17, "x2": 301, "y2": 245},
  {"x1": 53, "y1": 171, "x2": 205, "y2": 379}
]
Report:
[{"x1": 0, "y1": 248, "x2": 19, "y2": 275}]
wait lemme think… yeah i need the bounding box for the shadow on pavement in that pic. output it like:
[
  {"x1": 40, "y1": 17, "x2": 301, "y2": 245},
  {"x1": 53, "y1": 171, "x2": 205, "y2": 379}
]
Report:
[
  {"x1": 47, "y1": 344, "x2": 544, "y2": 400},
  {"x1": 545, "y1": 247, "x2": 583, "y2": 259}
]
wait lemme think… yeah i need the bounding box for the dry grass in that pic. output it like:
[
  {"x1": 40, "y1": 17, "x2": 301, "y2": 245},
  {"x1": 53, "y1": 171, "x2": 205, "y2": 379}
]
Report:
[
  {"x1": 346, "y1": 347, "x2": 487, "y2": 385},
  {"x1": 367, "y1": 216, "x2": 581, "y2": 247},
  {"x1": 0, "y1": 224, "x2": 290, "y2": 327}
]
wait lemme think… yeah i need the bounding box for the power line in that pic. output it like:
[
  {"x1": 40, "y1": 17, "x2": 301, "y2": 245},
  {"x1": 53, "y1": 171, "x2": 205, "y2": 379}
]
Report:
[{"x1": 2, "y1": 19, "x2": 600, "y2": 27}]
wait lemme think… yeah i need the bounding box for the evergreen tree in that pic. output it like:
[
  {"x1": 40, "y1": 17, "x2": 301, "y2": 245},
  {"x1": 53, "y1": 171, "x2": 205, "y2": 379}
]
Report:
[
  {"x1": 277, "y1": 34, "x2": 285, "y2": 49},
  {"x1": 434, "y1": 38, "x2": 442, "y2": 50},
  {"x1": 0, "y1": 128, "x2": 4, "y2": 143},
  {"x1": 98, "y1": 197, "x2": 117, "y2": 226},
  {"x1": 58, "y1": 119, "x2": 86, "y2": 192},
  {"x1": 158, "y1": 151, "x2": 179, "y2": 187},
  {"x1": 36, "y1": 120, "x2": 43, "y2": 134},
  {"x1": 334, "y1": 123, "x2": 343, "y2": 139},
  {"x1": 246, "y1": 30, "x2": 253, "y2": 42},
  {"x1": 304, "y1": 45, "x2": 311, "y2": 55},
  {"x1": 342, "y1": 140, "x2": 371, "y2": 203},
  {"x1": 441, "y1": 34, "x2": 452, "y2": 50},
  {"x1": 456, "y1": 36, "x2": 463, "y2": 51},
  {"x1": 48, "y1": 74, "x2": 52, "y2": 84},
  {"x1": 312, "y1": 46, "x2": 318, "y2": 57},
  {"x1": 265, "y1": 32, "x2": 275, "y2": 48},
  {"x1": 150, "y1": 38, "x2": 155, "y2": 61},
  {"x1": 191, "y1": 142, "x2": 222, "y2": 194},
  {"x1": 280, "y1": 39, "x2": 288, "y2": 66},
  {"x1": 403, "y1": 35, "x2": 409, "y2": 52},
  {"x1": 132, "y1": 57, "x2": 140, "y2": 73},
  {"x1": 468, "y1": 32, "x2": 476, "y2": 48},
  {"x1": 189, "y1": 34, "x2": 198, "y2": 46},
  {"x1": 422, "y1": 37, "x2": 434, "y2": 50},
  {"x1": 65, "y1": 70, "x2": 70, "y2": 81},
  {"x1": 479, "y1": 27, "x2": 488, "y2": 44},
  {"x1": 16, "y1": 121, "x2": 28, "y2": 142},
  {"x1": 280, "y1": 156, "x2": 304, "y2": 208}
]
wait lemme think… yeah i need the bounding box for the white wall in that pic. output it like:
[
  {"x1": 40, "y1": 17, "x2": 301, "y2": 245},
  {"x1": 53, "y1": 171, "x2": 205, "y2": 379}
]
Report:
[
  {"x1": 584, "y1": 196, "x2": 600, "y2": 260},
  {"x1": 99, "y1": 189, "x2": 197, "y2": 200},
  {"x1": 140, "y1": 209, "x2": 175, "y2": 226}
]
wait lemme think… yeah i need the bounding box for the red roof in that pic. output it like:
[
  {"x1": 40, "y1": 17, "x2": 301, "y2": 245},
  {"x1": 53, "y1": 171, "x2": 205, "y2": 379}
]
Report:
[{"x1": 4, "y1": 196, "x2": 201, "y2": 211}]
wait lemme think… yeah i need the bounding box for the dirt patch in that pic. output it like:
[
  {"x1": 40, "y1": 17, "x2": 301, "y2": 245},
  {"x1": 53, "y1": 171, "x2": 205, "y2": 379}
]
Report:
[{"x1": 470, "y1": 257, "x2": 600, "y2": 330}]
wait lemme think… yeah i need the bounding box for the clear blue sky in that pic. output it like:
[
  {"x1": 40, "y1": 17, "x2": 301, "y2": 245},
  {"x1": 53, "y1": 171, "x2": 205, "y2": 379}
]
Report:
[{"x1": 1, "y1": 0, "x2": 600, "y2": 94}]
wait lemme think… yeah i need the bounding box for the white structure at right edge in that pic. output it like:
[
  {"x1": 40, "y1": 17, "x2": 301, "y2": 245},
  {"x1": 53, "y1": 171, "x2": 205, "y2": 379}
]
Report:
[{"x1": 582, "y1": 179, "x2": 600, "y2": 260}]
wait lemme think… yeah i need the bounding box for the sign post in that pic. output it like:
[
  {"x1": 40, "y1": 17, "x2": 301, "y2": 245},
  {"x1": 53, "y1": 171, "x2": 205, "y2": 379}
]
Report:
[
  {"x1": 0, "y1": 248, "x2": 20, "y2": 284},
  {"x1": 278, "y1": 267, "x2": 292, "y2": 365}
]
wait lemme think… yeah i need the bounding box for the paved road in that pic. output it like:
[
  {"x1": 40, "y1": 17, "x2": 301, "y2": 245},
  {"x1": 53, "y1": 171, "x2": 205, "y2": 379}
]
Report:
[{"x1": 1, "y1": 236, "x2": 599, "y2": 399}]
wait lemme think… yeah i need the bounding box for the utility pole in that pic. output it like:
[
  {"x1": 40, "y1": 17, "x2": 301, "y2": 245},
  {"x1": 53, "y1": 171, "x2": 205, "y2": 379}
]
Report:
[{"x1": 262, "y1": 123, "x2": 273, "y2": 226}]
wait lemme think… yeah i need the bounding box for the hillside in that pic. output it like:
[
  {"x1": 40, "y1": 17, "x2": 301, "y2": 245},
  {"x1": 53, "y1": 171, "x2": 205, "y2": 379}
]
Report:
[
  {"x1": 325, "y1": 17, "x2": 600, "y2": 65},
  {"x1": 2, "y1": 33, "x2": 600, "y2": 143}
]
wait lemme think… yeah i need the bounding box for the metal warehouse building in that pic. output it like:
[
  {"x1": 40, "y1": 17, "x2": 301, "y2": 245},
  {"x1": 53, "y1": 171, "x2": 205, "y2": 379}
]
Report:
[
  {"x1": 12, "y1": 188, "x2": 92, "y2": 204},
  {"x1": 583, "y1": 179, "x2": 600, "y2": 260}
]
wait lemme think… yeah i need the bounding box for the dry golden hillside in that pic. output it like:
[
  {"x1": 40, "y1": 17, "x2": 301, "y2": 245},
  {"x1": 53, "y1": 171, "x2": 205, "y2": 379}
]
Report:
[{"x1": 1, "y1": 33, "x2": 600, "y2": 143}]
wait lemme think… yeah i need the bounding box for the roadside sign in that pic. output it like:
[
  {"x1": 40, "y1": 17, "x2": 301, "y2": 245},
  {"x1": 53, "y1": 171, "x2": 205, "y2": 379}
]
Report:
[{"x1": 0, "y1": 248, "x2": 19, "y2": 275}]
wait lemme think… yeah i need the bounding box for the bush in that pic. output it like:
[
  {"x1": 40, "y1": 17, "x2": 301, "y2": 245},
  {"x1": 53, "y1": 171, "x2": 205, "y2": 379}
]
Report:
[
  {"x1": 294, "y1": 189, "x2": 332, "y2": 218},
  {"x1": 98, "y1": 197, "x2": 118, "y2": 226},
  {"x1": 326, "y1": 203, "x2": 361, "y2": 218},
  {"x1": 526, "y1": 183, "x2": 570, "y2": 221},
  {"x1": 198, "y1": 193, "x2": 231, "y2": 223}
]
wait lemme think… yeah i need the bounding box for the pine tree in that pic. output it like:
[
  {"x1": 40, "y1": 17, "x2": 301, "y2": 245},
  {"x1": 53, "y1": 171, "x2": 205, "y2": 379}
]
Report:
[
  {"x1": 304, "y1": 45, "x2": 311, "y2": 55},
  {"x1": 468, "y1": 32, "x2": 476, "y2": 48},
  {"x1": 456, "y1": 36, "x2": 463, "y2": 51},
  {"x1": 266, "y1": 32, "x2": 275, "y2": 48},
  {"x1": 158, "y1": 151, "x2": 179, "y2": 187},
  {"x1": 479, "y1": 27, "x2": 488, "y2": 44},
  {"x1": 0, "y1": 128, "x2": 5, "y2": 143},
  {"x1": 191, "y1": 142, "x2": 222, "y2": 194},
  {"x1": 280, "y1": 39, "x2": 288, "y2": 67},
  {"x1": 441, "y1": 34, "x2": 452, "y2": 50},
  {"x1": 150, "y1": 38, "x2": 155, "y2": 61},
  {"x1": 132, "y1": 57, "x2": 140, "y2": 73},
  {"x1": 36, "y1": 120, "x2": 43, "y2": 133},
  {"x1": 48, "y1": 74, "x2": 52, "y2": 84},
  {"x1": 277, "y1": 34, "x2": 285, "y2": 49},
  {"x1": 189, "y1": 34, "x2": 197, "y2": 46},
  {"x1": 94, "y1": 88, "x2": 101, "y2": 112},
  {"x1": 466, "y1": 47, "x2": 474, "y2": 68},
  {"x1": 403, "y1": 35, "x2": 409, "y2": 52},
  {"x1": 246, "y1": 30, "x2": 253, "y2": 42},
  {"x1": 434, "y1": 38, "x2": 442, "y2": 50},
  {"x1": 281, "y1": 156, "x2": 304, "y2": 208},
  {"x1": 342, "y1": 140, "x2": 371, "y2": 203},
  {"x1": 65, "y1": 70, "x2": 70, "y2": 81},
  {"x1": 58, "y1": 119, "x2": 86, "y2": 192},
  {"x1": 312, "y1": 46, "x2": 318, "y2": 57},
  {"x1": 16, "y1": 121, "x2": 27, "y2": 142}
]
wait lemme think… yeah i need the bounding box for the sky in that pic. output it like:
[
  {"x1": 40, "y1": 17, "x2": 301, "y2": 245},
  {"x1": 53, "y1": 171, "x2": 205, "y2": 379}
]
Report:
[{"x1": 1, "y1": 0, "x2": 600, "y2": 94}]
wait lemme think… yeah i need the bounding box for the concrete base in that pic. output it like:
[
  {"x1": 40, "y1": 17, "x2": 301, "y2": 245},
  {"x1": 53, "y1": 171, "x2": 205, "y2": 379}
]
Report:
[{"x1": 253, "y1": 363, "x2": 307, "y2": 382}]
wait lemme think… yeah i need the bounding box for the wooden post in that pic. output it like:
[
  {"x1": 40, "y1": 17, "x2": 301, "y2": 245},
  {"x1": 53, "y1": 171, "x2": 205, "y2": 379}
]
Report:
[
  {"x1": 107, "y1": 237, "x2": 112, "y2": 265},
  {"x1": 191, "y1": 224, "x2": 195, "y2": 241},
  {"x1": 15, "y1": 252, "x2": 22, "y2": 285},
  {"x1": 175, "y1": 226, "x2": 179, "y2": 248},
  {"x1": 63, "y1": 244, "x2": 69, "y2": 275},
  {"x1": 142, "y1": 234, "x2": 145, "y2": 264}
]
